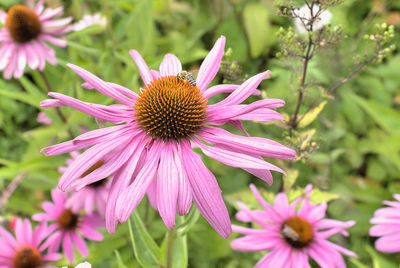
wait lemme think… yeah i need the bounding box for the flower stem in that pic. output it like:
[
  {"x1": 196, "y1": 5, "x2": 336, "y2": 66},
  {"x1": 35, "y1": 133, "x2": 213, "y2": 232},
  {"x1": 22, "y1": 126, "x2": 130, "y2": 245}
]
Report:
[
  {"x1": 289, "y1": 2, "x2": 316, "y2": 136},
  {"x1": 0, "y1": 172, "x2": 27, "y2": 211},
  {"x1": 38, "y1": 71, "x2": 74, "y2": 138},
  {"x1": 166, "y1": 228, "x2": 176, "y2": 268}
]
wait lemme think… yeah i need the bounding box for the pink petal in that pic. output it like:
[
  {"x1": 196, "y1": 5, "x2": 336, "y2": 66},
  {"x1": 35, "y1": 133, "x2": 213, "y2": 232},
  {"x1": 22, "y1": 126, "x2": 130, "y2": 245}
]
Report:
[
  {"x1": 215, "y1": 70, "x2": 271, "y2": 106},
  {"x1": 62, "y1": 232, "x2": 75, "y2": 263},
  {"x1": 58, "y1": 133, "x2": 132, "y2": 191},
  {"x1": 78, "y1": 226, "x2": 103, "y2": 241},
  {"x1": 105, "y1": 139, "x2": 147, "y2": 233},
  {"x1": 129, "y1": 50, "x2": 153, "y2": 86},
  {"x1": 0, "y1": 227, "x2": 18, "y2": 250},
  {"x1": 40, "y1": 34, "x2": 67, "y2": 47},
  {"x1": 116, "y1": 142, "x2": 162, "y2": 222},
  {"x1": 179, "y1": 140, "x2": 231, "y2": 238},
  {"x1": 71, "y1": 134, "x2": 145, "y2": 190},
  {"x1": 196, "y1": 36, "x2": 226, "y2": 92},
  {"x1": 194, "y1": 139, "x2": 285, "y2": 174},
  {"x1": 71, "y1": 232, "x2": 88, "y2": 257},
  {"x1": 67, "y1": 63, "x2": 134, "y2": 105},
  {"x1": 156, "y1": 146, "x2": 179, "y2": 228},
  {"x1": 200, "y1": 126, "x2": 296, "y2": 160},
  {"x1": 207, "y1": 99, "x2": 285, "y2": 125},
  {"x1": 231, "y1": 234, "x2": 279, "y2": 251},
  {"x1": 159, "y1": 54, "x2": 182, "y2": 77},
  {"x1": 203, "y1": 84, "x2": 239, "y2": 99},
  {"x1": 174, "y1": 147, "x2": 192, "y2": 216}
]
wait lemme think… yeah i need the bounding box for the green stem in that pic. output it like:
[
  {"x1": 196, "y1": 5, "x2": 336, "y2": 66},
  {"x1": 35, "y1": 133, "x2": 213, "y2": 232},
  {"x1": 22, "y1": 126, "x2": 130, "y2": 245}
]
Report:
[{"x1": 166, "y1": 228, "x2": 176, "y2": 268}]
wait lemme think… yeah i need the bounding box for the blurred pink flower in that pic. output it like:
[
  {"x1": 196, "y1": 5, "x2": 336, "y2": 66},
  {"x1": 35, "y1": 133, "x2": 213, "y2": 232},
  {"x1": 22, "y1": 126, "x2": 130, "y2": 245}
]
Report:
[
  {"x1": 32, "y1": 189, "x2": 104, "y2": 263},
  {"x1": 0, "y1": 218, "x2": 61, "y2": 267},
  {"x1": 231, "y1": 184, "x2": 357, "y2": 268},
  {"x1": 59, "y1": 152, "x2": 111, "y2": 217},
  {"x1": 0, "y1": 1, "x2": 72, "y2": 79},
  {"x1": 40, "y1": 36, "x2": 296, "y2": 238},
  {"x1": 73, "y1": 13, "x2": 107, "y2": 31},
  {"x1": 37, "y1": 112, "x2": 53, "y2": 125},
  {"x1": 370, "y1": 194, "x2": 400, "y2": 253}
]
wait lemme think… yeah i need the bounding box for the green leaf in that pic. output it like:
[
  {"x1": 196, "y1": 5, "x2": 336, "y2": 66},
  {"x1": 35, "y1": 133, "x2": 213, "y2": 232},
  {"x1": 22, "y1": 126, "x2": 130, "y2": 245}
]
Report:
[
  {"x1": 114, "y1": 250, "x2": 128, "y2": 268},
  {"x1": 243, "y1": 3, "x2": 270, "y2": 58},
  {"x1": 351, "y1": 93, "x2": 400, "y2": 135},
  {"x1": 0, "y1": 87, "x2": 40, "y2": 108},
  {"x1": 128, "y1": 212, "x2": 161, "y2": 268}
]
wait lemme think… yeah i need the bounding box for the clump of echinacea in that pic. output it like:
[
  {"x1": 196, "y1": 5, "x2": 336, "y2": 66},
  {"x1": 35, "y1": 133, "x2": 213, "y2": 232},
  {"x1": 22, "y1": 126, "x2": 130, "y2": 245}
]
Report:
[
  {"x1": 0, "y1": 0, "x2": 72, "y2": 79},
  {"x1": 40, "y1": 35, "x2": 296, "y2": 238},
  {"x1": 0, "y1": 218, "x2": 62, "y2": 268},
  {"x1": 59, "y1": 151, "x2": 111, "y2": 218},
  {"x1": 32, "y1": 189, "x2": 104, "y2": 263},
  {"x1": 231, "y1": 184, "x2": 357, "y2": 267},
  {"x1": 369, "y1": 194, "x2": 400, "y2": 253}
]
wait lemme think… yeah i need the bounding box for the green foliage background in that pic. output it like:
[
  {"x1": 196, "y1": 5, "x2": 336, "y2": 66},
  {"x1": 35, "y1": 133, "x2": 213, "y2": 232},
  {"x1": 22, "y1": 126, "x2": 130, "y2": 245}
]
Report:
[{"x1": 0, "y1": 0, "x2": 399, "y2": 267}]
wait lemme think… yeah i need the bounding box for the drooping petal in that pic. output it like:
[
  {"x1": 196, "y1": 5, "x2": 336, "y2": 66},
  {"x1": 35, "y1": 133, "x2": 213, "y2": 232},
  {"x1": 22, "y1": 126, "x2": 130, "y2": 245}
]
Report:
[
  {"x1": 200, "y1": 126, "x2": 296, "y2": 160},
  {"x1": 116, "y1": 142, "x2": 162, "y2": 223},
  {"x1": 58, "y1": 132, "x2": 133, "y2": 191},
  {"x1": 105, "y1": 139, "x2": 147, "y2": 233},
  {"x1": 174, "y1": 146, "x2": 192, "y2": 216},
  {"x1": 156, "y1": 146, "x2": 179, "y2": 228},
  {"x1": 194, "y1": 139, "x2": 285, "y2": 174},
  {"x1": 179, "y1": 141, "x2": 231, "y2": 238}
]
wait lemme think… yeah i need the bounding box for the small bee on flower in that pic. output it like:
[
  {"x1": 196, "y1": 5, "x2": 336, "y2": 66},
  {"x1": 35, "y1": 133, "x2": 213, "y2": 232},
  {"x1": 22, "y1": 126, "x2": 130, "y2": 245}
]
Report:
[{"x1": 176, "y1": 70, "x2": 196, "y2": 86}]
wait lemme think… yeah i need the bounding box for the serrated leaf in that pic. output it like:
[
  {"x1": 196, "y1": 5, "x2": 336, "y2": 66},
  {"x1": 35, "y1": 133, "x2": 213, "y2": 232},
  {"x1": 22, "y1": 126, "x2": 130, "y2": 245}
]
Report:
[
  {"x1": 128, "y1": 212, "x2": 161, "y2": 268},
  {"x1": 243, "y1": 3, "x2": 269, "y2": 58},
  {"x1": 298, "y1": 101, "x2": 327, "y2": 128}
]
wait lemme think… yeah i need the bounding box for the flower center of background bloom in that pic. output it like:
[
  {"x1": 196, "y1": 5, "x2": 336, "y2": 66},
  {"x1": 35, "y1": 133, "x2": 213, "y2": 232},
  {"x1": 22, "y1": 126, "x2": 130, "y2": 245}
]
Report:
[
  {"x1": 135, "y1": 76, "x2": 207, "y2": 141},
  {"x1": 13, "y1": 246, "x2": 41, "y2": 268},
  {"x1": 57, "y1": 209, "x2": 79, "y2": 229},
  {"x1": 281, "y1": 216, "x2": 313, "y2": 248},
  {"x1": 5, "y1": 5, "x2": 42, "y2": 43}
]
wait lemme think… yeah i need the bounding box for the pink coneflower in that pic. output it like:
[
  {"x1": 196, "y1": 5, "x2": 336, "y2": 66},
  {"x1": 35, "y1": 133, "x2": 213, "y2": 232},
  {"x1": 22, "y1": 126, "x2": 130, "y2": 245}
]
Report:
[
  {"x1": 40, "y1": 35, "x2": 296, "y2": 238},
  {"x1": 0, "y1": 218, "x2": 62, "y2": 268},
  {"x1": 59, "y1": 152, "x2": 111, "y2": 217},
  {"x1": 231, "y1": 184, "x2": 357, "y2": 267},
  {"x1": 370, "y1": 194, "x2": 400, "y2": 253},
  {"x1": 0, "y1": 1, "x2": 72, "y2": 79},
  {"x1": 32, "y1": 189, "x2": 104, "y2": 263}
]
